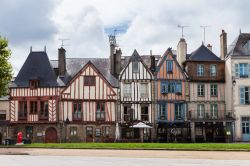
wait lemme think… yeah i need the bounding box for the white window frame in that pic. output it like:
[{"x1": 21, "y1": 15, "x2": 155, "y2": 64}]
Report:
[
  {"x1": 197, "y1": 84, "x2": 205, "y2": 96},
  {"x1": 140, "y1": 83, "x2": 148, "y2": 98},
  {"x1": 210, "y1": 64, "x2": 217, "y2": 76},
  {"x1": 132, "y1": 62, "x2": 139, "y2": 73},
  {"x1": 197, "y1": 64, "x2": 204, "y2": 76},
  {"x1": 210, "y1": 84, "x2": 218, "y2": 96},
  {"x1": 123, "y1": 83, "x2": 131, "y2": 98}
]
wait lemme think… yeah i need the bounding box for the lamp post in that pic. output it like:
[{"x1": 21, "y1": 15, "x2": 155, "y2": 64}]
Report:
[{"x1": 232, "y1": 79, "x2": 236, "y2": 142}]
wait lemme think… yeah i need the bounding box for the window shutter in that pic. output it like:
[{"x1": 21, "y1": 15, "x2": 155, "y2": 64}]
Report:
[
  {"x1": 161, "y1": 82, "x2": 165, "y2": 93},
  {"x1": 235, "y1": 64, "x2": 239, "y2": 78},
  {"x1": 240, "y1": 87, "x2": 245, "y2": 104},
  {"x1": 248, "y1": 63, "x2": 250, "y2": 77},
  {"x1": 181, "y1": 104, "x2": 184, "y2": 118}
]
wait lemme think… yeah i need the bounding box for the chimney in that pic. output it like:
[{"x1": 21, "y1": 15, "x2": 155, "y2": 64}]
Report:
[
  {"x1": 150, "y1": 55, "x2": 156, "y2": 73},
  {"x1": 177, "y1": 38, "x2": 187, "y2": 68},
  {"x1": 58, "y1": 47, "x2": 66, "y2": 76},
  {"x1": 220, "y1": 29, "x2": 227, "y2": 60},
  {"x1": 115, "y1": 48, "x2": 122, "y2": 76},
  {"x1": 207, "y1": 44, "x2": 212, "y2": 52}
]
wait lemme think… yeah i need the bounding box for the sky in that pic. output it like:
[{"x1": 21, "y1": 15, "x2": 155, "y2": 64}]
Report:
[{"x1": 1, "y1": 0, "x2": 250, "y2": 75}]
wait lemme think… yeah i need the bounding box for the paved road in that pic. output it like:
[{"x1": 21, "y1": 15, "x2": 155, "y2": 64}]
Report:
[
  {"x1": 1, "y1": 148, "x2": 250, "y2": 166},
  {"x1": 1, "y1": 155, "x2": 250, "y2": 166}
]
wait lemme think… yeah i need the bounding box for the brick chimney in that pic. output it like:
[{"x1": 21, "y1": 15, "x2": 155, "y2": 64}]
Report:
[
  {"x1": 220, "y1": 30, "x2": 227, "y2": 60},
  {"x1": 58, "y1": 47, "x2": 66, "y2": 76}
]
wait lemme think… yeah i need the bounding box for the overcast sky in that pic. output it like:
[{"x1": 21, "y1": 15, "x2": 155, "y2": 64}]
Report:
[{"x1": 1, "y1": 0, "x2": 250, "y2": 75}]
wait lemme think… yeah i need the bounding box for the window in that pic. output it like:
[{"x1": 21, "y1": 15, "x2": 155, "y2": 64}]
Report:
[
  {"x1": 210, "y1": 104, "x2": 218, "y2": 119},
  {"x1": 30, "y1": 101, "x2": 38, "y2": 114},
  {"x1": 197, "y1": 64, "x2": 204, "y2": 76},
  {"x1": 95, "y1": 128, "x2": 101, "y2": 137},
  {"x1": 70, "y1": 127, "x2": 77, "y2": 136},
  {"x1": 123, "y1": 83, "x2": 131, "y2": 98},
  {"x1": 84, "y1": 76, "x2": 95, "y2": 86},
  {"x1": 102, "y1": 126, "x2": 110, "y2": 137},
  {"x1": 124, "y1": 106, "x2": 132, "y2": 121},
  {"x1": 166, "y1": 60, "x2": 173, "y2": 73},
  {"x1": 197, "y1": 104, "x2": 205, "y2": 119},
  {"x1": 29, "y1": 80, "x2": 39, "y2": 89},
  {"x1": 235, "y1": 63, "x2": 250, "y2": 78},
  {"x1": 175, "y1": 103, "x2": 184, "y2": 120},
  {"x1": 0, "y1": 110, "x2": 6, "y2": 121},
  {"x1": 168, "y1": 82, "x2": 175, "y2": 93},
  {"x1": 141, "y1": 106, "x2": 149, "y2": 121},
  {"x1": 159, "y1": 104, "x2": 167, "y2": 120},
  {"x1": 210, "y1": 84, "x2": 218, "y2": 96},
  {"x1": 26, "y1": 126, "x2": 33, "y2": 139},
  {"x1": 96, "y1": 102, "x2": 105, "y2": 121},
  {"x1": 40, "y1": 101, "x2": 48, "y2": 119},
  {"x1": 239, "y1": 63, "x2": 248, "y2": 78},
  {"x1": 175, "y1": 82, "x2": 182, "y2": 94},
  {"x1": 73, "y1": 102, "x2": 82, "y2": 120},
  {"x1": 242, "y1": 122, "x2": 250, "y2": 134},
  {"x1": 132, "y1": 62, "x2": 139, "y2": 73},
  {"x1": 240, "y1": 87, "x2": 250, "y2": 104},
  {"x1": 197, "y1": 84, "x2": 205, "y2": 96},
  {"x1": 19, "y1": 101, "x2": 27, "y2": 119},
  {"x1": 86, "y1": 126, "x2": 93, "y2": 137},
  {"x1": 161, "y1": 82, "x2": 168, "y2": 94},
  {"x1": 210, "y1": 64, "x2": 217, "y2": 76},
  {"x1": 140, "y1": 83, "x2": 148, "y2": 98}
]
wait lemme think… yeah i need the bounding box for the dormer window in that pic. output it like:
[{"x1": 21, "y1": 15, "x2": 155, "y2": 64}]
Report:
[
  {"x1": 132, "y1": 62, "x2": 139, "y2": 73},
  {"x1": 243, "y1": 40, "x2": 250, "y2": 54},
  {"x1": 29, "y1": 80, "x2": 39, "y2": 89}
]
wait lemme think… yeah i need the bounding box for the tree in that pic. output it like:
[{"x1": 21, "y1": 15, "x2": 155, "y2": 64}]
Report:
[{"x1": 0, "y1": 36, "x2": 12, "y2": 97}]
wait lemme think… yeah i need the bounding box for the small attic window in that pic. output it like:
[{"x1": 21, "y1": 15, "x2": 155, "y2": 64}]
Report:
[{"x1": 29, "y1": 80, "x2": 39, "y2": 89}]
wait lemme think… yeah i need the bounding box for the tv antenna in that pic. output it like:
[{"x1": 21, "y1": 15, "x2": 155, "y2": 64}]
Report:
[
  {"x1": 200, "y1": 25, "x2": 210, "y2": 45},
  {"x1": 58, "y1": 38, "x2": 70, "y2": 47},
  {"x1": 178, "y1": 25, "x2": 189, "y2": 38}
]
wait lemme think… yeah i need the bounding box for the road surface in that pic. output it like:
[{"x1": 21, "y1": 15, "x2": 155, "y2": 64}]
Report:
[{"x1": 0, "y1": 148, "x2": 250, "y2": 166}]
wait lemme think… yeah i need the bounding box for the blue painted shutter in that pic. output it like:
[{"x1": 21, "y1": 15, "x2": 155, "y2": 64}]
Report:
[
  {"x1": 240, "y1": 87, "x2": 245, "y2": 104},
  {"x1": 161, "y1": 82, "x2": 165, "y2": 93},
  {"x1": 248, "y1": 63, "x2": 250, "y2": 77},
  {"x1": 235, "y1": 64, "x2": 239, "y2": 78}
]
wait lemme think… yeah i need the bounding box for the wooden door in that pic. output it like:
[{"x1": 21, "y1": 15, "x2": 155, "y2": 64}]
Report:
[{"x1": 45, "y1": 127, "x2": 57, "y2": 143}]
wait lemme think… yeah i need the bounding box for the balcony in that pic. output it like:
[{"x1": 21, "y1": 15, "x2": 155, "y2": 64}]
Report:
[{"x1": 187, "y1": 110, "x2": 235, "y2": 121}]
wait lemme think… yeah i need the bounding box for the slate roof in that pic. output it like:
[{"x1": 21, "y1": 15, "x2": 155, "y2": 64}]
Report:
[
  {"x1": 187, "y1": 44, "x2": 221, "y2": 61},
  {"x1": 121, "y1": 54, "x2": 161, "y2": 69},
  {"x1": 50, "y1": 58, "x2": 119, "y2": 88},
  {"x1": 0, "y1": 96, "x2": 9, "y2": 101},
  {"x1": 227, "y1": 33, "x2": 250, "y2": 57},
  {"x1": 11, "y1": 51, "x2": 58, "y2": 87}
]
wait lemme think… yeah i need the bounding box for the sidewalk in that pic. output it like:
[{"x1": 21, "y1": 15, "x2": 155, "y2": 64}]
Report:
[{"x1": 1, "y1": 148, "x2": 250, "y2": 160}]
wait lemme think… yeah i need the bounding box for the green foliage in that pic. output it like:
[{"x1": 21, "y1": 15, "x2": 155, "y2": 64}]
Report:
[{"x1": 0, "y1": 36, "x2": 12, "y2": 97}]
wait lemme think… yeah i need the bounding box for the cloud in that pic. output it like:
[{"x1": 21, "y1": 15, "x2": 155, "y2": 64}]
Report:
[
  {"x1": 2, "y1": 0, "x2": 250, "y2": 75},
  {"x1": 0, "y1": 0, "x2": 58, "y2": 45}
]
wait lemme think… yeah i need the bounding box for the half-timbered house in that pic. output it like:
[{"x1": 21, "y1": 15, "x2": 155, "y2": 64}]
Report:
[
  {"x1": 119, "y1": 50, "x2": 154, "y2": 142},
  {"x1": 9, "y1": 50, "x2": 61, "y2": 143},
  {"x1": 155, "y1": 48, "x2": 189, "y2": 142},
  {"x1": 51, "y1": 57, "x2": 119, "y2": 142}
]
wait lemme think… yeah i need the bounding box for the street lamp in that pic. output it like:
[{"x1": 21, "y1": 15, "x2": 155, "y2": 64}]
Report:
[{"x1": 64, "y1": 117, "x2": 70, "y2": 142}]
